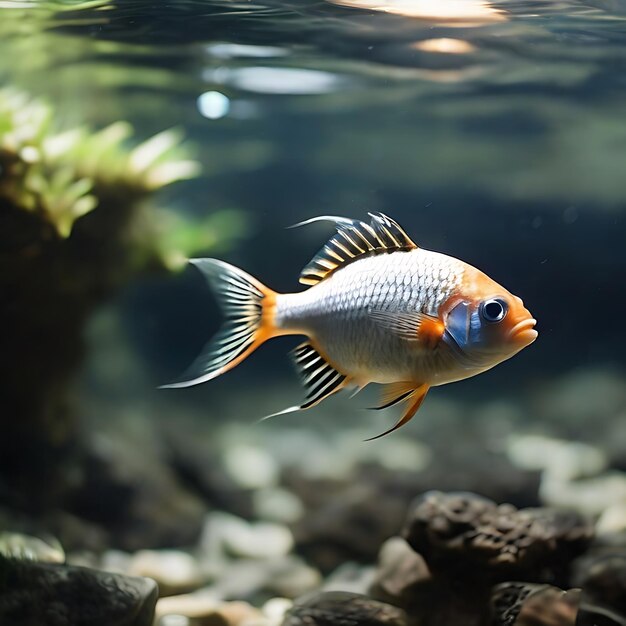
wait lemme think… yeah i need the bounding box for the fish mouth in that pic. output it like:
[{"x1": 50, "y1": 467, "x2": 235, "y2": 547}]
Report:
[{"x1": 509, "y1": 318, "x2": 538, "y2": 344}]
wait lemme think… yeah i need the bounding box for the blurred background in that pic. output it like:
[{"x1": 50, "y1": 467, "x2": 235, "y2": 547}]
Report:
[{"x1": 1, "y1": 0, "x2": 625, "y2": 624}]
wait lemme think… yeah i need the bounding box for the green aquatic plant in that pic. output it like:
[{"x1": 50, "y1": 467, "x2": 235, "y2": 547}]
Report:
[
  {"x1": 0, "y1": 88, "x2": 248, "y2": 512},
  {"x1": 0, "y1": 88, "x2": 199, "y2": 238}
]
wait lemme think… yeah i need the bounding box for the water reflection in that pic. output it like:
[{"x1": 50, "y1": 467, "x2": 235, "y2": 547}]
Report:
[
  {"x1": 206, "y1": 43, "x2": 289, "y2": 59},
  {"x1": 203, "y1": 66, "x2": 346, "y2": 95},
  {"x1": 412, "y1": 38, "x2": 477, "y2": 54},
  {"x1": 326, "y1": 0, "x2": 506, "y2": 24}
]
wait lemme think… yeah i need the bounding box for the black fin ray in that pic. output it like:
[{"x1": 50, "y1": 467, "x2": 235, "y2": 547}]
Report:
[
  {"x1": 291, "y1": 341, "x2": 349, "y2": 409},
  {"x1": 160, "y1": 259, "x2": 269, "y2": 388},
  {"x1": 295, "y1": 213, "x2": 417, "y2": 286}
]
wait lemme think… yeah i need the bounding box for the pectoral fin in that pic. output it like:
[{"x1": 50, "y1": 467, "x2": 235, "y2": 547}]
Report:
[
  {"x1": 368, "y1": 309, "x2": 445, "y2": 348},
  {"x1": 365, "y1": 384, "x2": 430, "y2": 441}
]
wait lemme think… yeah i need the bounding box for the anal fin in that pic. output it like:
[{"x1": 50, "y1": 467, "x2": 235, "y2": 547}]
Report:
[
  {"x1": 292, "y1": 342, "x2": 350, "y2": 409},
  {"x1": 365, "y1": 383, "x2": 430, "y2": 441},
  {"x1": 371, "y1": 381, "x2": 416, "y2": 410}
]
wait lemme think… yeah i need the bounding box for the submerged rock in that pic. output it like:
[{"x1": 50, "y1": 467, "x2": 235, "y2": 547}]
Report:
[
  {"x1": 0, "y1": 556, "x2": 157, "y2": 626},
  {"x1": 287, "y1": 452, "x2": 539, "y2": 572},
  {"x1": 66, "y1": 432, "x2": 207, "y2": 551},
  {"x1": 370, "y1": 536, "x2": 491, "y2": 626},
  {"x1": 572, "y1": 551, "x2": 626, "y2": 618},
  {"x1": 281, "y1": 591, "x2": 408, "y2": 626},
  {"x1": 491, "y1": 582, "x2": 580, "y2": 625},
  {"x1": 403, "y1": 491, "x2": 593, "y2": 580},
  {"x1": 369, "y1": 536, "x2": 431, "y2": 609}
]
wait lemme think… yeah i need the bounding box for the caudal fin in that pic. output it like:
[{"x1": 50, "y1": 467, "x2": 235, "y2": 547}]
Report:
[{"x1": 161, "y1": 258, "x2": 277, "y2": 388}]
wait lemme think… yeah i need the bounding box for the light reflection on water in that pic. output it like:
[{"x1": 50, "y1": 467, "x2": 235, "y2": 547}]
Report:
[
  {"x1": 326, "y1": 0, "x2": 506, "y2": 24},
  {"x1": 411, "y1": 38, "x2": 477, "y2": 53}
]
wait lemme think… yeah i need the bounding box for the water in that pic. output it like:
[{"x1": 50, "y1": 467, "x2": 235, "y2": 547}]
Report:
[{"x1": 1, "y1": 0, "x2": 626, "y2": 623}]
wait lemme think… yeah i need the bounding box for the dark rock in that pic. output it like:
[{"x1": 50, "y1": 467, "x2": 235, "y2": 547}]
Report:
[
  {"x1": 162, "y1": 423, "x2": 255, "y2": 519},
  {"x1": 287, "y1": 456, "x2": 540, "y2": 574},
  {"x1": 491, "y1": 583, "x2": 580, "y2": 625},
  {"x1": 64, "y1": 432, "x2": 207, "y2": 551},
  {"x1": 370, "y1": 536, "x2": 491, "y2": 626},
  {"x1": 369, "y1": 537, "x2": 431, "y2": 609},
  {"x1": 403, "y1": 491, "x2": 593, "y2": 581},
  {"x1": 289, "y1": 477, "x2": 410, "y2": 573},
  {"x1": 576, "y1": 603, "x2": 626, "y2": 626},
  {"x1": 572, "y1": 552, "x2": 626, "y2": 617},
  {"x1": 282, "y1": 591, "x2": 408, "y2": 626},
  {"x1": 0, "y1": 556, "x2": 157, "y2": 626}
]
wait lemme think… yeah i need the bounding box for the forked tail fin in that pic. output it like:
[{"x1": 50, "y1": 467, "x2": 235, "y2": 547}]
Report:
[{"x1": 161, "y1": 258, "x2": 277, "y2": 388}]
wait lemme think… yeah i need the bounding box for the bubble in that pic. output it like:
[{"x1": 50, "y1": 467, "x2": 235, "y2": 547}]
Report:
[{"x1": 197, "y1": 91, "x2": 230, "y2": 119}]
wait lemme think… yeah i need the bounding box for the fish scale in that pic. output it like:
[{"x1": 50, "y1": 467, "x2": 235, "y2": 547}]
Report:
[{"x1": 275, "y1": 248, "x2": 465, "y2": 382}]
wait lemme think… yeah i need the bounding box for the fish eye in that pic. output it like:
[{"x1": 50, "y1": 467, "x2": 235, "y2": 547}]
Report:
[{"x1": 480, "y1": 298, "x2": 508, "y2": 323}]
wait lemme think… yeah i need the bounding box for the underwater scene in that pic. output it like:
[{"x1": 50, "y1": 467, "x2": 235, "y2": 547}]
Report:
[{"x1": 1, "y1": 0, "x2": 626, "y2": 624}]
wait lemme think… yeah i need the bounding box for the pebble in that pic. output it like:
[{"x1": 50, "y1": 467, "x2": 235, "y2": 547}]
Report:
[
  {"x1": 261, "y1": 598, "x2": 293, "y2": 625},
  {"x1": 101, "y1": 548, "x2": 133, "y2": 573},
  {"x1": 252, "y1": 487, "x2": 304, "y2": 524},
  {"x1": 223, "y1": 445, "x2": 279, "y2": 490},
  {"x1": 597, "y1": 503, "x2": 626, "y2": 536},
  {"x1": 268, "y1": 556, "x2": 323, "y2": 598},
  {"x1": 0, "y1": 532, "x2": 64, "y2": 563},
  {"x1": 195, "y1": 556, "x2": 320, "y2": 602},
  {"x1": 541, "y1": 471, "x2": 626, "y2": 517},
  {"x1": 201, "y1": 512, "x2": 294, "y2": 561},
  {"x1": 506, "y1": 435, "x2": 607, "y2": 481},
  {"x1": 127, "y1": 549, "x2": 205, "y2": 595},
  {"x1": 155, "y1": 594, "x2": 262, "y2": 626}
]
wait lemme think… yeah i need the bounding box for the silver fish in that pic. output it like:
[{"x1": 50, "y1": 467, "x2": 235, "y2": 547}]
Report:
[{"x1": 163, "y1": 213, "x2": 537, "y2": 438}]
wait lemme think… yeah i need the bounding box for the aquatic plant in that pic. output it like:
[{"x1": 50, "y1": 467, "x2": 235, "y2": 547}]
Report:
[
  {"x1": 0, "y1": 88, "x2": 199, "y2": 238},
  {"x1": 0, "y1": 87, "x2": 246, "y2": 511}
]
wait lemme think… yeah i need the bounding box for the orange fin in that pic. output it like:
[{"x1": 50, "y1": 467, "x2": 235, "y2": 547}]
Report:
[
  {"x1": 369, "y1": 309, "x2": 444, "y2": 347},
  {"x1": 292, "y1": 213, "x2": 417, "y2": 286},
  {"x1": 161, "y1": 259, "x2": 277, "y2": 388},
  {"x1": 370, "y1": 381, "x2": 416, "y2": 410},
  {"x1": 365, "y1": 384, "x2": 430, "y2": 441}
]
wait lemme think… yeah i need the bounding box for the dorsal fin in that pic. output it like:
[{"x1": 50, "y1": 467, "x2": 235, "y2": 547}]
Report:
[{"x1": 294, "y1": 213, "x2": 418, "y2": 286}]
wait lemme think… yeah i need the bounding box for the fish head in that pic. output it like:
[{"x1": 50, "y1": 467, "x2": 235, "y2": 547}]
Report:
[{"x1": 441, "y1": 269, "x2": 537, "y2": 368}]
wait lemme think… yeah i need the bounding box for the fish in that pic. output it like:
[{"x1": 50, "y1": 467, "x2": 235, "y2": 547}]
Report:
[{"x1": 162, "y1": 213, "x2": 537, "y2": 439}]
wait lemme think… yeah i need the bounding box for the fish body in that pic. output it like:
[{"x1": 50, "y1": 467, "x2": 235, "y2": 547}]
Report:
[
  {"x1": 275, "y1": 249, "x2": 464, "y2": 386},
  {"x1": 163, "y1": 213, "x2": 537, "y2": 438}
]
